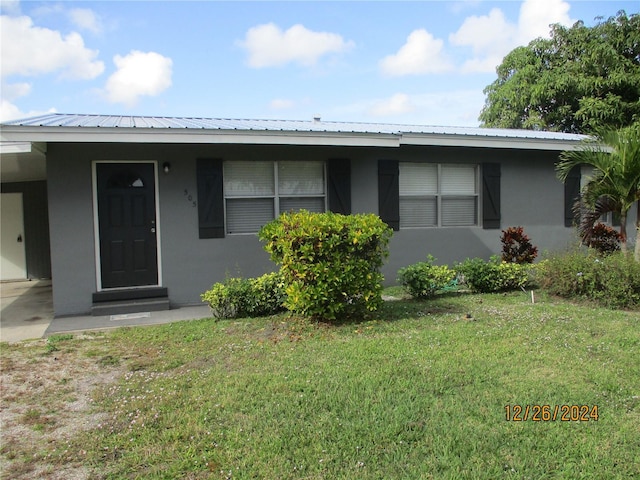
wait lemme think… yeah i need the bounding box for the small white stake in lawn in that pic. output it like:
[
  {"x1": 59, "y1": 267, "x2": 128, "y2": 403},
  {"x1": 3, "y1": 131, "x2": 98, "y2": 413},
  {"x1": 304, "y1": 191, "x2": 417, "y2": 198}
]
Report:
[{"x1": 521, "y1": 287, "x2": 535, "y2": 304}]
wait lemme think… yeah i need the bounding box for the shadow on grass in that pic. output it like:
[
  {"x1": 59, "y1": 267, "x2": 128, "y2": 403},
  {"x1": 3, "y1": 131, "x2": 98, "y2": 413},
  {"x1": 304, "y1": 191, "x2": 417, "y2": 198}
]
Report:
[
  {"x1": 312, "y1": 290, "x2": 470, "y2": 327},
  {"x1": 194, "y1": 290, "x2": 476, "y2": 336},
  {"x1": 376, "y1": 292, "x2": 468, "y2": 322}
]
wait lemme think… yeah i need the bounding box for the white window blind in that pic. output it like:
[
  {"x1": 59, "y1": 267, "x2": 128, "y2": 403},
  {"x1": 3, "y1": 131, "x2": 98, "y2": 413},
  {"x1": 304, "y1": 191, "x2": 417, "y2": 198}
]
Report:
[
  {"x1": 278, "y1": 161, "x2": 325, "y2": 195},
  {"x1": 399, "y1": 162, "x2": 478, "y2": 228},
  {"x1": 226, "y1": 198, "x2": 274, "y2": 234},
  {"x1": 400, "y1": 197, "x2": 437, "y2": 228},
  {"x1": 399, "y1": 163, "x2": 437, "y2": 195},
  {"x1": 441, "y1": 165, "x2": 477, "y2": 194},
  {"x1": 441, "y1": 197, "x2": 477, "y2": 226},
  {"x1": 224, "y1": 160, "x2": 325, "y2": 234},
  {"x1": 224, "y1": 161, "x2": 274, "y2": 197},
  {"x1": 280, "y1": 197, "x2": 325, "y2": 214}
]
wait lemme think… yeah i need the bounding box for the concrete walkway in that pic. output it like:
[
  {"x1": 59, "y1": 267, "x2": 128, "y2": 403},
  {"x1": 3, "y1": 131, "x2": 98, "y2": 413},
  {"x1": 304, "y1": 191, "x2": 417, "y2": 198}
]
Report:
[
  {"x1": 0, "y1": 280, "x2": 212, "y2": 343},
  {"x1": 0, "y1": 280, "x2": 53, "y2": 343}
]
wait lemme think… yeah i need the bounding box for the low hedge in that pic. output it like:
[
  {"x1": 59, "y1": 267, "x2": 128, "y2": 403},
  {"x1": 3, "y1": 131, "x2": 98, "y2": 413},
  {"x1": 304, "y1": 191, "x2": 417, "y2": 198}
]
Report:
[
  {"x1": 397, "y1": 256, "x2": 456, "y2": 299},
  {"x1": 201, "y1": 272, "x2": 286, "y2": 319},
  {"x1": 456, "y1": 256, "x2": 534, "y2": 293},
  {"x1": 537, "y1": 249, "x2": 640, "y2": 309}
]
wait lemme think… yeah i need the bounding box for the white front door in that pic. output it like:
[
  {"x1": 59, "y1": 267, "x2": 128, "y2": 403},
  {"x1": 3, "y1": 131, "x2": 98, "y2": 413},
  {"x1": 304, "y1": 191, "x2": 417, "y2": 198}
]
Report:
[{"x1": 1, "y1": 193, "x2": 27, "y2": 280}]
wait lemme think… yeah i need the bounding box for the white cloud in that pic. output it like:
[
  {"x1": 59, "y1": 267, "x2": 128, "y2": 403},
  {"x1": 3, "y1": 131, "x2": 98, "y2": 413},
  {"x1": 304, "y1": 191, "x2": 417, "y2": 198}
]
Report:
[
  {"x1": 30, "y1": 3, "x2": 104, "y2": 34},
  {"x1": 379, "y1": 29, "x2": 454, "y2": 76},
  {"x1": 450, "y1": 8, "x2": 515, "y2": 55},
  {"x1": 0, "y1": 78, "x2": 54, "y2": 122},
  {"x1": 2, "y1": 81, "x2": 31, "y2": 100},
  {"x1": 0, "y1": 99, "x2": 55, "y2": 122},
  {"x1": 68, "y1": 8, "x2": 102, "y2": 34},
  {"x1": 517, "y1": 0, "x2": 572, "y2": 42},
  {"x1": 239, "y1": 23, "x2": 354, "y2": 68},
  {"x1": 449, "y1": 1, "x2": 483, "y2": 15},
  {"x1": 449, "y1": 0, "x2": 574, "y2": 73},
  {"x1": 449, "y1": 7, "x2": 516, "y2": 73},
  {"x1": 411, "y1": 90, "x2": 486, "y2": 125},
  {"x1": 29, "y1": 3, "x2": 64, "y2": 18},
  {"x1": 336, "y1": 90, "x2": 485, "y2": 126},
  {"x1": 0, "y1": 0, "x2": 21, "y2": 16},
  {"x1": 0, "y1": 99, "x2": 21, "y2": 121},
  {"x1": 104, "y1": 50, "x2": 173, "y2": 107},
  {"x1": 269, "y1": 98, "x2": 295, "y2": 110},
  {"x1": 369, "y1": 93, "x2": 415, "y2": 117},
  {"x1": 0, "y1": 15, "x2": 104, "y2": 79}
]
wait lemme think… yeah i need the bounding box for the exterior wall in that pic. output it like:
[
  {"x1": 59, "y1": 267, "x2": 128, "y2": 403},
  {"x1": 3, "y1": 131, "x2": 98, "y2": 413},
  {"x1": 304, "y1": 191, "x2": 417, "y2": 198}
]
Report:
[
  {"x1": 47, "y1": 147, "x2": 97, "y2": 315},
  {"x1": 48, "y1": 143, "x2": 354, "y2": 315},
  {"x1": 379, "y1": 147, "x2": 576, "y2": 281},
  {"x1": 47, "y1": 142, "x2": 598, "y2": 316},
  {"x1": 1, "y1": 180, "x2": 51, "y2": 279}
]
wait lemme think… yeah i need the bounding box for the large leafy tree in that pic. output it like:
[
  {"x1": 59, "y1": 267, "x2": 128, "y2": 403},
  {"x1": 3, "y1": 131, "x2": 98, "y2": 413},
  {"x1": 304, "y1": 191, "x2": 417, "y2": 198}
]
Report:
[
  {"x1": 480, "y1": 11, "x2": 640, "y2": 134},
  {"x1": 556, "y1": 125, "x2": 640, "y2": 260}
]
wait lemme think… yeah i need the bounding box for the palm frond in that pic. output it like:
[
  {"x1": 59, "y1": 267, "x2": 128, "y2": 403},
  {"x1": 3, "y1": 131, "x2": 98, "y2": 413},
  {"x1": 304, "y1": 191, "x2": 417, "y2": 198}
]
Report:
[
  {"x1": 573, "y1": 195, "x2": 619, "y2": 245},
  {"x1": 558, "y1": 125, "x2": 640, "y2": 239}
]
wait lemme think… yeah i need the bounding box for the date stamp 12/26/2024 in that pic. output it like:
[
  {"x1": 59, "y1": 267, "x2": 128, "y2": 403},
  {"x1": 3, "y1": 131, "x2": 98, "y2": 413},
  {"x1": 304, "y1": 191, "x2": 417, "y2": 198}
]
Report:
[{"x1": 505, "y1": 405, "x2": 599, "y2": 422}]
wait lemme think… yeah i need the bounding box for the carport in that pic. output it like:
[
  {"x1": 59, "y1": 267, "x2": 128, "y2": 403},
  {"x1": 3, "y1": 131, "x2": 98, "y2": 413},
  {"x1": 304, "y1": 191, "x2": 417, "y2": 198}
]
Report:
[{"x1": 0, "y1": 141, "x2": 51, "y2": 282}]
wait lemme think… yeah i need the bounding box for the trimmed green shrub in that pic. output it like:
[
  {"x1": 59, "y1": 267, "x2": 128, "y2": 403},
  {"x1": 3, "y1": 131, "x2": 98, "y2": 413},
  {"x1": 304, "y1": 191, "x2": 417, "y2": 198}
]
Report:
[
  {"x1": 397, "y1": 255, "x2": 456, "y2": 299},
  {"x1": 456, "y1": 256, "x2": 533, "y2": 293},
  {"x1": 538, "y1": 250, "x2": 640, "y2": 309},
  {"x1": 259, "y1": 210, "x2": 393, "y2": 320},
  {"x1": 246, "y1": 272, "x2": 287, "y2": 317},
  {"x1": 201, "y1": 272, "x2": 286, "y2": 319},
  {"x1": 501, "y1": 226, "x2": 538, "y2": 264},
  {"x1": 201, "y1": 277, "x2": 251, "y2": 319}
]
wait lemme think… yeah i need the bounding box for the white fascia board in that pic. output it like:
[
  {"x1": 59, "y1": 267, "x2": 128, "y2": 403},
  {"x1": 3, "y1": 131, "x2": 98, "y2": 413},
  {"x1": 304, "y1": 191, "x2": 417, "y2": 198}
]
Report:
[
  {"x1": 0, "y1": 126, "x2": 400, "y2": 148},
  {"x1": 0, "y1": 141, "x2": 33, "y2": 154},
  {"x1": 400, "y1": 133, "x2": 584, "y2": 151}
]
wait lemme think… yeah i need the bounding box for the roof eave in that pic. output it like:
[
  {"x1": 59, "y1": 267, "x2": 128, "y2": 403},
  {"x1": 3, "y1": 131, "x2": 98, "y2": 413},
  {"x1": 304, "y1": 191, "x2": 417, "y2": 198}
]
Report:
[
  {"x1": 0, "y1": 126, "x2": 400, "y2": 148},
  {"x1": 400, "y1": 133, "x2": 585, "y2": 151},
  {"x1": 1, "y1": 125, "x2": 586, "y2": 151}
]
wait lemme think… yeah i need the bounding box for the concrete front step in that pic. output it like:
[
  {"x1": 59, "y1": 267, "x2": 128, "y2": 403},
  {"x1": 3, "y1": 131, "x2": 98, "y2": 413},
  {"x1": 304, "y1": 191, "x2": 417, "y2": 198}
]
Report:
[
  {"x1": 92, "y1": 287, "x2": 168, "y2": 303},
  {"x1": 91, "y1": 297, "x2": 170, "y2": 316}
]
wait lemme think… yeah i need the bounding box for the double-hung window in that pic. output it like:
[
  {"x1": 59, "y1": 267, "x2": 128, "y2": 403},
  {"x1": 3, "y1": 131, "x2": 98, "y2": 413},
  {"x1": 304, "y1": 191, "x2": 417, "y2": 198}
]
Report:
[
  {"x1": 399, "y1": 163, "x2": 478, "y2": 228},
  {"x1": 224, "y1": 160, "x2": 325, "y2": 234}
]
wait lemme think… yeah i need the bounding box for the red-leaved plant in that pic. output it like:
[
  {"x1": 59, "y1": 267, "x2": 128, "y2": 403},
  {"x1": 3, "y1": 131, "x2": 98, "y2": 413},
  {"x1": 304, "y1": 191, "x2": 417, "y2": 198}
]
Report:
[
  {"x1": 586, "y1": 222, "x2": 621, "y2": 254},
  {"x1": 501, "y1": 226, "x2": 538, "y2": 264}
]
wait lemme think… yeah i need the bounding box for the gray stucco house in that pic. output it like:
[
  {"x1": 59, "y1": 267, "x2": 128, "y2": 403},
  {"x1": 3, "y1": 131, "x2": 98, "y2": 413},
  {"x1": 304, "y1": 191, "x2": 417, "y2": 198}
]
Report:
[{"x1": 1, "y1": 113, "x2": 621, "y2": 317}]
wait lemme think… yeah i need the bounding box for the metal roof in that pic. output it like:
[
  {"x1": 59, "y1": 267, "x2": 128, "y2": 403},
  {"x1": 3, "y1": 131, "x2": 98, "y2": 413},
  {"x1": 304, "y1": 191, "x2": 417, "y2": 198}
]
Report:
[
  {"x1": 2, "y1": 113, "x2": 585, "y2": 138},
  {"x1": 1, "y1": 113, "x2": 588, "y2": 150}
]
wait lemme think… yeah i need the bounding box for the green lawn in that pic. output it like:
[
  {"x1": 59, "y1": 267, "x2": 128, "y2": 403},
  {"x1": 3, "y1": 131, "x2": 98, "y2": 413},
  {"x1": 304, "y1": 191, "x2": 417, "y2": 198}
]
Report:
[{"x1": 3, "y1": 291, "x2": 640, "y2": 479}]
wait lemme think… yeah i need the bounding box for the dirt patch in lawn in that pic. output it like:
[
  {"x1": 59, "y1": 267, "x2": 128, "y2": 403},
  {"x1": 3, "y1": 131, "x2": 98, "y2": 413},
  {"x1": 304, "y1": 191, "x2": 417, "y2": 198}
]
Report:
[{"x1": 0, "y1": 336, "x2": 124, "y2": 480}]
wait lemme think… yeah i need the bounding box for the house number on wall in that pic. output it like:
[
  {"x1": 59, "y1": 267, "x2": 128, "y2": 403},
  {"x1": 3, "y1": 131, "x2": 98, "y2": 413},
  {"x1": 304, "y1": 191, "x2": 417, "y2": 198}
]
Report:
[{"x1": 184, "y1": 189, "x2": 196, "y2": 208}]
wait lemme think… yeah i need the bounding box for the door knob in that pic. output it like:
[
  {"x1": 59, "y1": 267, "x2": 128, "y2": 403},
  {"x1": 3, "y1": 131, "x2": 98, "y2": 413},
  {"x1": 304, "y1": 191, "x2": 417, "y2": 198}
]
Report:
[{"x1": 150, "y1": 228, "x2": 156, "y2": 233}]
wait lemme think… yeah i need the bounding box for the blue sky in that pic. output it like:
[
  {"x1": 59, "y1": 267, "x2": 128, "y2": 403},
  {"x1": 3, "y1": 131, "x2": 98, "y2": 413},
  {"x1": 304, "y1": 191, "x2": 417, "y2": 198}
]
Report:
[{"x1": 1, "y1": 0, "x2": 637, "y2": 126}]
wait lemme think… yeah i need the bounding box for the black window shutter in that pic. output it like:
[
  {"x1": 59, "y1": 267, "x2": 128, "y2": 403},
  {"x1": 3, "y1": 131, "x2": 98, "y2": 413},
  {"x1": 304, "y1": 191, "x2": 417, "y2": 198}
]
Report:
[
  {"x1": 482, "y1": 163, "x2": 501, "y2": 229},
  {"x1": 197, "y1": 158, "x2": 225, "y2": 238},
  {"x1": 378, "y1": 160, "x2": 400, "y2": 231},
  {"x1": 327, "y1": 159, "x2": 351, "y2": 215},
  {"x1": 564, "y1": 165, "x2": 581, "y2": 227}
]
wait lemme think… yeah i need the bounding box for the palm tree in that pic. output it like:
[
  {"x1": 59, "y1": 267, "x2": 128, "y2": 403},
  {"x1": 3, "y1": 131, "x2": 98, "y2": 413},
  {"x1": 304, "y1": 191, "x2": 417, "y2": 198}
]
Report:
[{"x1": 556, "y1": 125, "x2": 640, "y2": 260}]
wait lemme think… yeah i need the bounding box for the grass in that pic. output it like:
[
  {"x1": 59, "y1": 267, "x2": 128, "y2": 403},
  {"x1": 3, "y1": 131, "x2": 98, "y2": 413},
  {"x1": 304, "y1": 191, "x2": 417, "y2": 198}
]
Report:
[
  {"x1": 2, "y1": 290, "x2": 639, "y2": 479},
  {"x1": 44, "y1": 333, "x2": 74, "y2": 353}
]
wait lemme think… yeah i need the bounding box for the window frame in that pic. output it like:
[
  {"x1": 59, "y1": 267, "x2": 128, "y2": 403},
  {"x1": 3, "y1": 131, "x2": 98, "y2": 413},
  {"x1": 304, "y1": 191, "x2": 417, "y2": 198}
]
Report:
[
  {"x1": 399, "y1": 162, "x2": 480, "y2": 229},
  {"x1": 223, "y1": 160, "x2": 327, "y2": 235}
]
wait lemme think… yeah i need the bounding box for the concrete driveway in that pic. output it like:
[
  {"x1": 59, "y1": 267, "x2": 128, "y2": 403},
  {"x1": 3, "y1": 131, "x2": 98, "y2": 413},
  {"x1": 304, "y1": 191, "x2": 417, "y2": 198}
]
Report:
[
  {"x1": 1, "y1": 279, "x2": 213, "y2": 343},
  {"x1": 0, "y1": 280, "x2": 53, "y2": 343}
]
